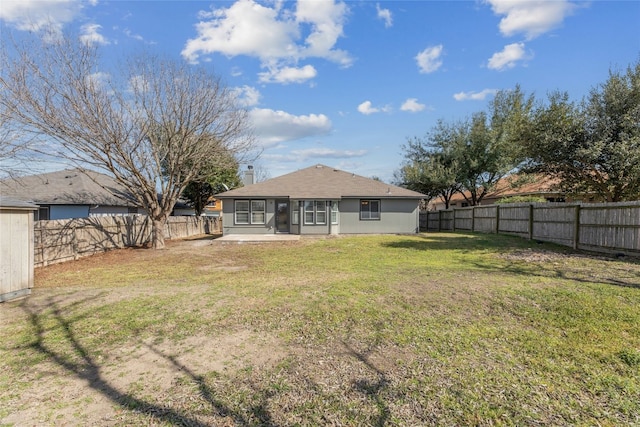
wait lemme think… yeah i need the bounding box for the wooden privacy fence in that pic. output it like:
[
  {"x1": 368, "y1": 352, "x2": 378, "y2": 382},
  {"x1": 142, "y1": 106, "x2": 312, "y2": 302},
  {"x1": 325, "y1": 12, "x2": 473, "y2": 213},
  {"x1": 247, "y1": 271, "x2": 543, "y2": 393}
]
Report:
[
  {"x1": 421, "y1": 201, "x2": 640, "y2": 256},
  {"x1": 34, "y1": 215, "x2": 221, "y2": 267}
]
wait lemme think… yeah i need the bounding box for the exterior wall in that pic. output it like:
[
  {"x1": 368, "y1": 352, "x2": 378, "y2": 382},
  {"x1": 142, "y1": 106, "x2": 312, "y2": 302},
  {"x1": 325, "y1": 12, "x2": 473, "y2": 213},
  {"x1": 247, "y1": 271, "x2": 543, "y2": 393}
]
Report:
[
  {"x1": 222, "y1": 197, "x2": 420, "y2": 235},
  {"x1": 203, "y1": 199, "x2": 223, "y2": 217},
  {"x1": 90, "y1": 206, "x2": 131, "y2": 216},
  {"x1": 339, "y1": 198, "x2": 420, "y2": 234},
  {"x1": 0, "y1": 208, "x2": 35, "y2": 302},
  {"x1": 295, "y1": 200, "x2": 333, "y2": 235},
  {"x1": 299, "y1": 222, "x2": 331, "y2": 235},
  {"x1": 173, "y1": 208, "x2": 196, "y2": 216},
  {"x1": 222, "y1": 198, "x2": 277, "y2": 235},
  {"x1": 50, "y1": 205, "x2": 90, "y2": 220}
]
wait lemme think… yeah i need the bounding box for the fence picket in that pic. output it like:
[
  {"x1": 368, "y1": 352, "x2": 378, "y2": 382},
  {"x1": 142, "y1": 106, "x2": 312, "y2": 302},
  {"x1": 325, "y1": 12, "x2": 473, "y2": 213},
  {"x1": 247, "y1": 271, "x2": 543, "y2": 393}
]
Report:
[
  {"x1": 421, "y1": 201, "x2": 640, "y2": 256},
  {"x1": 34, "y1": 216, "x2": 222, "y2": 267}
]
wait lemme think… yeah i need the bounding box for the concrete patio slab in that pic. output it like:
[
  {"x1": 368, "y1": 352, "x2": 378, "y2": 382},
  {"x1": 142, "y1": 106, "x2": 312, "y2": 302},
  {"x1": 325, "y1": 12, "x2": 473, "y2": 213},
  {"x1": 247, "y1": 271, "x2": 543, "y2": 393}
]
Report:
[{"x1": 215, "y1": 234, "x2": 301, "y2": 242}]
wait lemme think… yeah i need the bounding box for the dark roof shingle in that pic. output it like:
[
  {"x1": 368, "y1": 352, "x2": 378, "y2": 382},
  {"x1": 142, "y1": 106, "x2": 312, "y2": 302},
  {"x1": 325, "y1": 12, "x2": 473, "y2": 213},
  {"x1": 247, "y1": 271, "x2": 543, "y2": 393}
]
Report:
[
  {"x1": 0, "y1": 169, "x2": 136, "y2": 206},
  {"x1": 216, "y1": 164, "x2": 425, "y2": 199},
  {"x1": 0, "y1": 196, "x2": 38, "y2": 209}
]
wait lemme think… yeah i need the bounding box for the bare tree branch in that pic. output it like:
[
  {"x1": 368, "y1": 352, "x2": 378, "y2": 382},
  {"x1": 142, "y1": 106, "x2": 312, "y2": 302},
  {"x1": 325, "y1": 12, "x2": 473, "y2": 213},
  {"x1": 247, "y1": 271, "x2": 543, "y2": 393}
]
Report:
[{"x1": 1, "y1": 31, "x2": 255, "y2": 248}]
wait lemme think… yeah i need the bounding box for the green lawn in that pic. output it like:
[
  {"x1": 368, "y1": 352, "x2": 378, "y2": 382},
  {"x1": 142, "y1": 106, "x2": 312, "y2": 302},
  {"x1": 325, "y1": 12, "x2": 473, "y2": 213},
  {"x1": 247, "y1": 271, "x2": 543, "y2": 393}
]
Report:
[{"x1": 2, "y1": 233, "x2": 639, "y2": 426}]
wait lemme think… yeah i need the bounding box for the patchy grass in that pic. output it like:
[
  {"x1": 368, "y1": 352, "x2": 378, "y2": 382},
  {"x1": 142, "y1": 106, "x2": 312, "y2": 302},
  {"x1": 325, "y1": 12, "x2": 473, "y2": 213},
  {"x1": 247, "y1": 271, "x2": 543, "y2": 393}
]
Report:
[{"x1": 1, "y1": 233, "x2": 639, "y2": 426}]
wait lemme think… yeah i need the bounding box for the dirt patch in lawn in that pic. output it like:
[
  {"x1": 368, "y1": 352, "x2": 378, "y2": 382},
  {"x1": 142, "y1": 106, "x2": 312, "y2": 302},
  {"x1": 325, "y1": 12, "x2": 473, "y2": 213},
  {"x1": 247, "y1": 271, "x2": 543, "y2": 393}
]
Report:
[
  {"x1": 3, "y1": 237, "x2": 291, "y2": 425},
  {"x1": 2, "y1": 309, "x2": 286, "y2": 426}
]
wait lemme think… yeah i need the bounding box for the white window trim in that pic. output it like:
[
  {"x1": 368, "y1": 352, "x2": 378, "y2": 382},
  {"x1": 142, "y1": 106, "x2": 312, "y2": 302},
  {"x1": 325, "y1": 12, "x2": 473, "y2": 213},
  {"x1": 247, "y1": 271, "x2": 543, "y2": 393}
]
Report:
[
  {"x1": 315, "y1": 201, "x2": 327, "y2": 225},
  {"x1": 331, "y1": 201, "x2": 339, "y2": 225},
  {"x1": 291, "y1": 201, "x2": 300, "y2": 225},
  {"x1": 235, "y1": 199, "x2": 266, "y2": 225},
  {"x1": 303, "y1": 200, "x2": 331, "y2": 225},
  {"x1": 251, "y1": 200, "x2": 266, "y2": 224},
  {"x1": 235, "y1": 200, "x2": 249, "y2": 225}
]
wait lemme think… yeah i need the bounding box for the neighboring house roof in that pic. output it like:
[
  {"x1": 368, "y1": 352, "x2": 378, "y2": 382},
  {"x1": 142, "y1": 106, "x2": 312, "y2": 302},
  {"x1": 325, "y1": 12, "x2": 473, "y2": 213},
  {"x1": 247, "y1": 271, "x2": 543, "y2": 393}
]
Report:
[
  {"x1": 215, "y1": 164, "x2": 426, "y2": 200},
  {"x1": 0, "y1": 196, "x2": 38, "y2": 210},
  {"x1": 432, "y1": 174, "x2": 560, "y2": 207},
  {"x1": 0, "y1": 169, "x2": 137, "y2": 206}
]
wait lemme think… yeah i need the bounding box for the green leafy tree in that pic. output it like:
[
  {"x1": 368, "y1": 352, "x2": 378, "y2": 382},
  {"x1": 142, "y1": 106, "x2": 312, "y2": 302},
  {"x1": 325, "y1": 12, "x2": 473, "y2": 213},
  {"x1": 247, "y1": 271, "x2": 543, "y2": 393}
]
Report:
[
  {"x1": 455, "y1": 87, "x2": 535, "y2": 206},
  {"x1": 525, "y1": 60, "x2": 640, "y2": 202},
  {"x1": 398, "y1": 86, "x2": 533, "y2": 208},
  {"x1": 396, "y1": 131, "x2": 462, "y2": 209},
  {"x1": 182, "y1": 153, "x2": 241, "y2": 216}
]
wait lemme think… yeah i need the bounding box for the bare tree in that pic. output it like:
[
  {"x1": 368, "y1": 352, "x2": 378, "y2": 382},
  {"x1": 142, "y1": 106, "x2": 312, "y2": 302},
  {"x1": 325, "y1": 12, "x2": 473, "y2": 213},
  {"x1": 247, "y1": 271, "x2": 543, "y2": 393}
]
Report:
[
  {"x1": 1, "y1": 32, "x2": 254, "y2": 248},
  {"x1": 0, "y1": 104, "x2": 33, "y2": 177}
]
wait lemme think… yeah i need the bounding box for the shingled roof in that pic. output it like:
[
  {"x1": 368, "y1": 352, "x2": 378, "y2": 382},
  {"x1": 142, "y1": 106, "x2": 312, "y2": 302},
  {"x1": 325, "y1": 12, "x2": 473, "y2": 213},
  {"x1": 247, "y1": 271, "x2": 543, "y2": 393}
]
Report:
[
  {"x1": 215, "y1": 164, "x2": 425, "y2": 199},
  {"x1": 0, "y1": 169, "x2": 136, "y2": 206},
  {"x1": 0, "y1": 196, "x2": 38, "y2": 210}
]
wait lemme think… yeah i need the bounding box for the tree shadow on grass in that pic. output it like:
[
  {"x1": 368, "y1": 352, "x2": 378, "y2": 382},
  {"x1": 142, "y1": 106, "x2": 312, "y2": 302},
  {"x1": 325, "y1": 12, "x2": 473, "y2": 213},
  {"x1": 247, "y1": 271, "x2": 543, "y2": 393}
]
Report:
[
  {"x1": 386, "y1": 233, "x2": 640, "y2": 290},
  {"x1": 341, "y1": 340, "x2": 391, "y2": 427},
  {"x1": 143, "y1": 342, "x2": 277, "y2": 426},
  {"x1": 18, "y1": 296, "x2": 272, "y2": 426},
  {"x1": 382, "y1": 233, "x2": 487, "y2": 251},
  {"x1": 491, "y1": 256, "x2": 640, "y2": 290}
]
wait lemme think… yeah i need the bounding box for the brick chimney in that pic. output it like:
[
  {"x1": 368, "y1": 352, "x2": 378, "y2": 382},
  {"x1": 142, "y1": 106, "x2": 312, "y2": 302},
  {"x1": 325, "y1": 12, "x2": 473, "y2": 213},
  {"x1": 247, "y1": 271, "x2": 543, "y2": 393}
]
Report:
[{"x1": 242, "y1": 165, "x2": 254, "y2": 186}]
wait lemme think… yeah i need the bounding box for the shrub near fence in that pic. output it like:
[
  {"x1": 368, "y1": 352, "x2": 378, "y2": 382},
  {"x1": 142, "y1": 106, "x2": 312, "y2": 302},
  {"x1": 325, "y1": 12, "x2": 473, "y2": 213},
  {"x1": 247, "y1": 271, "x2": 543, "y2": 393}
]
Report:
[
  {"x1": 421, "y1": 201, "x2": 640, "y2": 257},
  {"x1": 34, "y1": 215, "x2": 221, "y2": 267}
]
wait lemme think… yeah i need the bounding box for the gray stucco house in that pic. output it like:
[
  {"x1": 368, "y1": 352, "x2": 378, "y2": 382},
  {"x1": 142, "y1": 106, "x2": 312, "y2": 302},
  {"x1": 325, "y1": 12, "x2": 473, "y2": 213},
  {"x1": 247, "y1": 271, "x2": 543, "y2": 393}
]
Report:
[{"x1": 215, "y1": 164, "x2": 426, "y2": 236}]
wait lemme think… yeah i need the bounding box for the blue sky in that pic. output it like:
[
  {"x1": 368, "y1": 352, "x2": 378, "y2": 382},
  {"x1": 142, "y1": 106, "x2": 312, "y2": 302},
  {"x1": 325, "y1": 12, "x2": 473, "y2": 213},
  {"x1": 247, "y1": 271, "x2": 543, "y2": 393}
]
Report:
[{"x1": 1, "y1": 0, "x2": 639, "y2": 182}]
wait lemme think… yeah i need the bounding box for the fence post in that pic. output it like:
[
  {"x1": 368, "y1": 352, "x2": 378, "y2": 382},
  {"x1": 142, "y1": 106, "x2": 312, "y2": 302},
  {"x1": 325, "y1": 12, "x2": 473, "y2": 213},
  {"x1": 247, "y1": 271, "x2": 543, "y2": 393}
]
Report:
[
  {"x1": 452, "y1": 209, "x2": 456, "y2": 231},
  {"x1": 528, "y1": 204, "x2": 534, "y2": 240},
  {"x1": 72, "y1": 223, "x2": 79, "y2": 260},
  {"x1": 471, "y1": 207, "x2": 475, "y2": 232},
  {"x1": 495, "y1": 205, "x2": 500, "y2": 234},
  {"x1": 573, "y1": 204, "x2": 581, "y2": 250},
  {"x1": 438, "y1": 210, "x2": 442, "y2": 232}
]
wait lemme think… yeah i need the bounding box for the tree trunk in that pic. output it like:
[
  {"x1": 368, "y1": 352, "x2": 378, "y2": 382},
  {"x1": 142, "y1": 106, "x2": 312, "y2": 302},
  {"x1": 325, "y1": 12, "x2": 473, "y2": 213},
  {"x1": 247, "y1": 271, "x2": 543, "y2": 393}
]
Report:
[{"x1": 151, "y1": 217, "x2": 167, "y2": 249}]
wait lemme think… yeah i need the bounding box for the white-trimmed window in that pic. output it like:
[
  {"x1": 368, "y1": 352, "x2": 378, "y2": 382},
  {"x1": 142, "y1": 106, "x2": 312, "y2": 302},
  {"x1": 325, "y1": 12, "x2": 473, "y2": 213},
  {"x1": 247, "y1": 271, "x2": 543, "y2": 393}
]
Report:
[
  {"x1": 360, "y1": 199, "x2": 380, "y2": 220},
  {"x1": 316, "y1": 201, "x2": 327, "y2": 224},
  {"x1": 304, "y1": 201, "x2": 315, "y2": 225},
  {"x1": 331, "y1": 201, "x2": 339, "y2": 224},
  {"x1": 303, "y1": 200, "x2": 329, "y2": 225},
  {"x1": 291, "y1": 201, "x2": 300, "y2": 225},
  {"x1": 235, "y1": 200, "x2": 249, "y2": 224},
  {"x1": 235, "y1": 200, "x2": 265, "y2": 225},
  {"x1": 251, "y1": 200, "x2": 265, "y2": 224}
]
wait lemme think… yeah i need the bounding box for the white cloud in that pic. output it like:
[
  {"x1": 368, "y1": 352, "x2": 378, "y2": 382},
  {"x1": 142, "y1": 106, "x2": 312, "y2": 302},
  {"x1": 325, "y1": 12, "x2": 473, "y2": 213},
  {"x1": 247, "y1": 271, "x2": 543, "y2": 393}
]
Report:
[
  {"x1": 415, "y1": 44, "x2": 443, "y2": 74},
  {"x1": 376, "y1": 3, "x2": 392, "y2": 28},
  {"x1": 357, "y1": 100, "x2": 391, "y2": 115},
  {"x1": 0, "y1": 0, "x2": 91, "y2": 33},
  {"x1": 486, "y1": 0, "x2": 577, "y2": 40},
  {"x1": 453, "y1": 89, "x2": 498, "y2": 101},
  {"x1": 295, "y1": 0, "x2": 351, "y2": 64},
  {"x1": 86, "y1": 71, "x2": 110, "y2": 90},
  {"x1": 123, "y1": 28, "x2": 143, "y2": 41},
  {"x1": 487, "y1": 43, "x2": 531, "y2": 71},
  {"x1": 79, "y1": 23, "x2": 109, "y2": 45},
  {"x1": 182, "y1": 0, "x2": 352, "y2": 84},
  {"x1": 183, "y1": 0, "x2": 297, "y2": 62},
  {"x1": 400, "y1": 98, "x2": 426, "y2": 113},
  {"x1": 232, "y1": 85, "x2": 261, "y2": 107},
  {"x1": 249, "y1": 108, "x2": 332, "y2": 147},
  {"x1": 258, "y1": 64, "x2": 317, "y2": 84}
]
